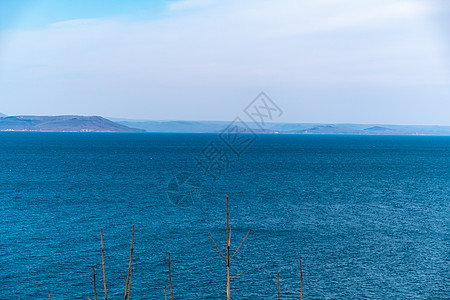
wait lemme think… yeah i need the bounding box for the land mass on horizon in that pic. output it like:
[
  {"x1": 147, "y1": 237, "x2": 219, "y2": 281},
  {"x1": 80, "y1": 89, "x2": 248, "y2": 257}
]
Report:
[
  {"x1": 0, "y1": 115, "x2": 144, "y2": 132},
  {"x1": 115, "y1": 119, "x2": 450, "y2": 136},
  {"x1": 2, "y1": 113, "x2": 450, "y2": 135}
]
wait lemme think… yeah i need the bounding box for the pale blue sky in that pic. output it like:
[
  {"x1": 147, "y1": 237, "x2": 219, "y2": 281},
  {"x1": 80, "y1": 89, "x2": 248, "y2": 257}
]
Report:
[{"x1": 0, "y1": 0, "x2": 450, "y2": 125}]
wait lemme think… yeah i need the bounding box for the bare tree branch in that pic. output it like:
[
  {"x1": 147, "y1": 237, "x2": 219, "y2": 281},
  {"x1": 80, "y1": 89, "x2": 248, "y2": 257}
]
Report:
[
  {"x1": 299, "y1": 256, "x2": 303, "y2": 300},
  {"x1": 209, "y1": 194, "x2": 251, "y2": 300},
  {"x1": 277, "y1": 274, "x2": 280, "y2": 300},
  {"x1": 209, "y1": 233, "x2": 227, "y2": 262},
  {"x1": 168, "y1": 252, "x2": 174, "y2": 300},
  {"x1": 101, "y1": 229, "x2": 108, "y2": 300},
  {"x1": 124, "y1": 225, "x2": 135, "y2": 300},
  {"x1": 92, "y1": 267, "x2": 98, "y2": 300},
  {"x1": 228, "y1": 226, "x2": 232, "y2": 247},
  {"x1": 127, "y1": 268, "x2": 133, "y2": 300},
  {"x1": 230, "y1": 271, "x2": 245, "y2": 279},
  {"x1": 230, "y1": 229, "x2": 251, "y2": 261}
]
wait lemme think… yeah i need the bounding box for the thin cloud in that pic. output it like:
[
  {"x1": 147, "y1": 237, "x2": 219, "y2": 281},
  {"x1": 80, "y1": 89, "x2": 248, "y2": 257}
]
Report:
[
  {"x1": 168, "y1": 0, "x2": 215, "y2": 11},
  {"x1": 49, "y1": 19, "x2": 100, "y2": 28},
  {"x1": 0, "y1": 0, "x2": 449, "y2": 123}
]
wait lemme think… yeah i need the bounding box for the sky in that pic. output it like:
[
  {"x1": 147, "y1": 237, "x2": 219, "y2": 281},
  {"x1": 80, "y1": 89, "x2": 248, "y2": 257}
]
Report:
[{"x1": 0, "y1": 0, "x2": 449, "y2": 125}]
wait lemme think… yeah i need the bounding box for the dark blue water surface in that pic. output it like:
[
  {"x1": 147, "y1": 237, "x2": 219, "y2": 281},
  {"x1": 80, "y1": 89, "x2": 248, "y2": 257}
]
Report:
[{"x1": 0, "y1": 133, "x2": 449, "y2": 299}]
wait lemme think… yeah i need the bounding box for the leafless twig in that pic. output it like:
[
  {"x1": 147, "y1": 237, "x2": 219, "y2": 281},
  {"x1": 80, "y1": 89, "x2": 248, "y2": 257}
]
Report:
[
  {"x1": 230, "y1": 271, "x2": 245, "y2": 279},
  {"x1": 299, "y1": 256, "x2": 303, "y2": 300},
  {"x1": 127, "y1": 268, "x2": 133, "y2": 300},
  {"x1": 92, "y1": 267, "x2": 98, "y2": 300},
  {"x1": 230, "y1": 229, "x2": 251, "y2": 262},
  {"x1": 277, "y1": 274, "x2": 280, "y2": 300},
  {"x1": 209, "y1": 233, "x2": 226, "y2": 262},
  {"x1": 101, "y1": 229, "x2": 108, "y2": 300},
  {"x1": 209, "y1": 194, "x2": 251, "y2": 300},
  {"x1": 124, "y1": 225, "x2": 135, "y2": 300},
  {"x1": 168, "y1": 252, "x2": 174, "y2": 300}
]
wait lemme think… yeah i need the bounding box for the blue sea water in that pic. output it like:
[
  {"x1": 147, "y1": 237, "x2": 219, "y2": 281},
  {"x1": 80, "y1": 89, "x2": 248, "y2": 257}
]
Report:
[{"x1": 0, "y1": 132, "x2": 449, "y2": 299}]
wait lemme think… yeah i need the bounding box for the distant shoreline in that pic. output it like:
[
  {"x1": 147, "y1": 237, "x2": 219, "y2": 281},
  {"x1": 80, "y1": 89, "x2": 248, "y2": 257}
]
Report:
[
  {"x1": 3, "y1": 114, "x2": 450, "y2": 135},
  {"x1": 2, "y1": 131, "x2": 450, "y2": 137}
]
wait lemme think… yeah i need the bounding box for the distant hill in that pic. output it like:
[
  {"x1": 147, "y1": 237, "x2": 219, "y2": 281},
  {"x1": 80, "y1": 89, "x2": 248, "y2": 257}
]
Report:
[
  {"x1": 364, "y1": 126, "x2": 392, "y2": 131},
  {"x1": 0, "y1": 115, "x2": 145, "y2": 132},
  {"x1": 363, "y1": 126, "x2": 398, "y2": 134},
  {"x1": 117, "y1": 120, "x2": 230, "y2": 133},
  {"x1": 290, "y1": 125, "x2": 363, "y2": 135}
]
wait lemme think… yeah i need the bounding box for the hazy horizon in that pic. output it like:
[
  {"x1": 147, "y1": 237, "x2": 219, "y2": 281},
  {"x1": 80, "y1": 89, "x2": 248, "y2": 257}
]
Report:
[{"x1": 5, "y1": 113, "x2": 450, "y2": 127}]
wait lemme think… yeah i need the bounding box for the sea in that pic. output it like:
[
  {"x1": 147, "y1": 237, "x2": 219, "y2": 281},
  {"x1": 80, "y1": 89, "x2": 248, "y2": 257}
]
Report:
[{"x1": 0, "y1": 132, "x2": 449, "y2": 299}]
